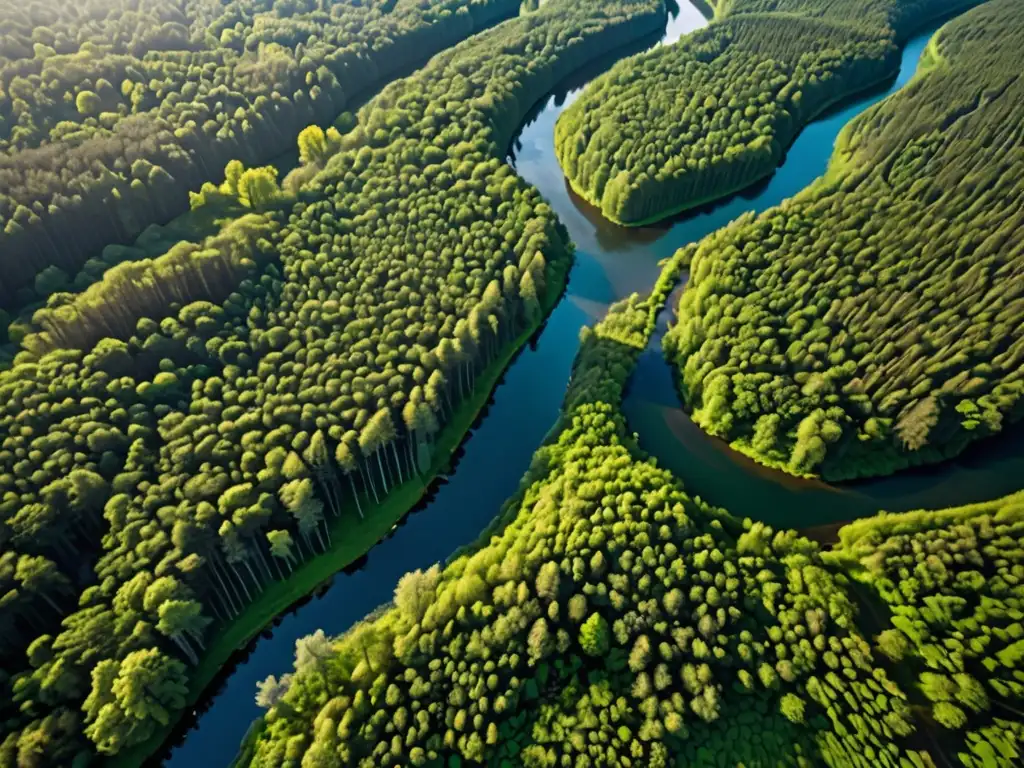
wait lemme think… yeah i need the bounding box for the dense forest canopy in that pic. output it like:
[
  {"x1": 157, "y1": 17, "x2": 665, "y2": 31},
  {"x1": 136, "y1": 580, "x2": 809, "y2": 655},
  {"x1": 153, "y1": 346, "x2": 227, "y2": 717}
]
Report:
[
  {"x1": 0, "y1": 0, "x2": 668, "y2": 763},
  {"x1": 242, "y1": 235, "x2": 1023, "y2": 767},
  {"x1": 553, "y1": 0, "x2": 983, "y2": 224},
  {"x1": 1, "y1": 0, "x2": 1022, "y2": 765},
  {"x1": 664, "y1": 0, "x2": 1024, "y2": 479},
  {"x1": 827, "y1": 492, "x2": 1024, "y2": 767},
  {"x1": 0, "y1": 0, "x2": 521, "y2": 308}
]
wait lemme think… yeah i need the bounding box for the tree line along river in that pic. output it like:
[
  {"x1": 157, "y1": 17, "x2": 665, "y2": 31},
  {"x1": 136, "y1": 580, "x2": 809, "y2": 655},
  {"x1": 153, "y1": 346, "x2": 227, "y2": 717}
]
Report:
[{"x1": 161, "y1": 2, "x2": 1023, "y2": 764}]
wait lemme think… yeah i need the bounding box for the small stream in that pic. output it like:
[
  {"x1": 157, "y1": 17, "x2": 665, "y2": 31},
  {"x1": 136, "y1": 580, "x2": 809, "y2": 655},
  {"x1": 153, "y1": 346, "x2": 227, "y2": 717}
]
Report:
[{"x1": 162, "y1": 3, "x2": 1019, "y2": 764}]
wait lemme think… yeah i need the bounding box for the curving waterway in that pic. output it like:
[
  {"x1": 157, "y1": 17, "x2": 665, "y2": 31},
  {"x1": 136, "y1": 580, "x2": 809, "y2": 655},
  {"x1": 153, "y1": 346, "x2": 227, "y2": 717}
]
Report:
[{"x1": 162, "y1": 4, "x2": 1021, "y2": 764}]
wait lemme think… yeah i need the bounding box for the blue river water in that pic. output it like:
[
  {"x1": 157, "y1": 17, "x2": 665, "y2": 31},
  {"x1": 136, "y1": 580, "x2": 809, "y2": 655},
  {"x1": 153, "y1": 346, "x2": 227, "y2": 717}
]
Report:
[{"x1": 162, "y1": 4, "x2": 1002, "y2": 764}]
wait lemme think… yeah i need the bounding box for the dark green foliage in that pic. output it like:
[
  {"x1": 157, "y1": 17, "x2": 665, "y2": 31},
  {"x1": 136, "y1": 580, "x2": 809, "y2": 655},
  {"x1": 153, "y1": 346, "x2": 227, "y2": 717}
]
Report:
[
  {"x1": 664, "y1": 0, "x2": 1024, "y2": 479},
  {"x1": 554, "y1": 0, "x2": 978, "y2": 224},
  {"x1": 0, "y1": 0, "x2": 521, "y2": 306}
]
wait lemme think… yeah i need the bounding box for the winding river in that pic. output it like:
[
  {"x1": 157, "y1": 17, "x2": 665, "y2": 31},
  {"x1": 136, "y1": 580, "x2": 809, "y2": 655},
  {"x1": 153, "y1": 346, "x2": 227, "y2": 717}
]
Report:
[{"x1": 162, "y1": 3, "x2": 1022, "y2": 764}]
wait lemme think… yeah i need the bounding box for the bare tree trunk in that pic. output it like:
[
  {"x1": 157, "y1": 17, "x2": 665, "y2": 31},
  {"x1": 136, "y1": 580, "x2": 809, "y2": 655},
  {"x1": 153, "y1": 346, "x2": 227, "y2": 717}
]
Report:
[
  {"x1": 390, "y1": 441, "x2": 404, "y2": 485},
  {"x1": 347, "y1": 473, "x2": 364, "y2": 519},
  {"x1": 171, "y1": 633, "x2": 199, "y2": 665},
  {"x1": 375, "y1": 449, "x2": 388, "y2": 494}
]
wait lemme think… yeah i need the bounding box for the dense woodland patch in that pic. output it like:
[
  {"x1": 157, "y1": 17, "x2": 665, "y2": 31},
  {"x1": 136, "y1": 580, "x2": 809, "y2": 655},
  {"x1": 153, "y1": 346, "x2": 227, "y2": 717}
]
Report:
[
  {"x1": 0, "y1": 0, "x2": 521, "y2": 309},
  {"x1": 664, "y1": 0, "x2": 1024, "y2": 479},
  {"x1": 828, "y1": 493, "x2": 1024, "y2": 768},
  {"x1": 553, "y1": 0, "x2": 982, "y2": 224},
  {"x1": 0, "y1": 0, "x2": 668, "y2": 763},
  {"x1": 244, "y1": 241, "x2": 1022, "y2": 767}
]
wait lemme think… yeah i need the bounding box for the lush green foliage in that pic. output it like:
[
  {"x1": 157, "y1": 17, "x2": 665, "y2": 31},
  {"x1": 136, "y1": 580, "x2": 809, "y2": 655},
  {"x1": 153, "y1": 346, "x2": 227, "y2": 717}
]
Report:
[
  {"x1": 722, "y1": 0, "x2": 972, "y2": 36},
  {"x1": 664, "y1": 0, "x2": 1024, "y2": 479},
  {"x1": 0, "y1": 0, "x2": 520, "y2": 307},
  {"x1": 237, "y1": 14, "x2": 1024, "y2": 752},
  {"x1": 0, "y1": 0, "x2": 669, "y2": 763},
  {"x1": 554, "y1": 0, "x2": 981, "y2": 224},
  {"x1": 828, "y1": 492, "x2": 1024, "y2": 767},
  {"x1": 27, "y1": 211, "x2": 278, "y2": 354},
  {"x1": 243, "y1": 254, "x2": 955, "y2": 768}
]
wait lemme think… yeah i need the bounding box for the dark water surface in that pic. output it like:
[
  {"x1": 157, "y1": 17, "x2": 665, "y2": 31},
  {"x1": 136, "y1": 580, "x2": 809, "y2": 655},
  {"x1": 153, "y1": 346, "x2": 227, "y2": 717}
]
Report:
[{"x1": 163, "y1": 4, "x2": 1016, "y2": 764}]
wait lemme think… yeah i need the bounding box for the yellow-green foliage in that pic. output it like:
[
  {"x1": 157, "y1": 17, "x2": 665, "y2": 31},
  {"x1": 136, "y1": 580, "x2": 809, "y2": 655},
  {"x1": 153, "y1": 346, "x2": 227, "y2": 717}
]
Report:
[
  {"x1": 665, "y1": 0, "x2": 1024, "y2": 479},
  {"x1": 555, "y1": 0, "x2": 984, "y2": 225},
  {"x1": 830, "y1": 491, "x2": 1024, "y2": 767},
  {"x1": 246, "y1": 255, "x2": 935, "y2": 768}
]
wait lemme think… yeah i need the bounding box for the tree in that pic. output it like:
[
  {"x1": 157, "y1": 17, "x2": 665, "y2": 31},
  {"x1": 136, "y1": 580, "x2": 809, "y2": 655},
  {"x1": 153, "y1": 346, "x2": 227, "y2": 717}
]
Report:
[
  {"x1": 780, "y1": 693, "x2": 806, "y2": 724},
  {"x1": 304, "y1": 430, "x2": 339, "y2": 515},
  {"x1": 395, "y1": 565, "x2": 441, "y2": 623},
  {"x1": 280, "y1": 478, "x2": 328, "y2": 553},
  {"x1": 359, "y1": 409, "x2": 399, "y2": 495},
  {"x1": 267, "y1": 530, "x2": 299, "y2": 573},
  {"x1": 76, "y1": 91, "x2": 101, "y2": 116},
  {"x1": 236, "y1": 166, "x2": 280, "y2": 210},
  {"x1": 520, "y1": 270, "x2": 541, "y2": 324},
  {"x1": 83, "y1": 649, "x2": 188, "y2": 754},
  {"x1": 335, "y1": 442, "x2": 364, "y2": 518},
  {"x1": 629, "y1": 635, "x2": 651, "y2": 672},
  {"x1": 876, "y1": 629, "x2": 909, "y2": 661},
  {"x1": 298, "y1": 125, "x2": 328, "y2": 166},
  {"x1": 15, "y1": 555, "x2": 71, "y2": 614},
  {"x1": 932, "y1": 701, "x2": 967, "y2": 729},
  {"x1": 255, "y1": 674, "x2": 293, "y2": 710},
  {"x1": 579, "y1": 613, "x2": 609, "y2": 657},
  {"x1": 295, "y1": 630, "x2": 334, "y2": 674},
  {"x1": 156, "y1": 600, "x2": 210, "y2": 665},
  {"x1": 535, "y1": 561, "x2": 560, "y2": 601},
  {"x1": 527, "y1": 618, "x2": 553, "y2": 664}
]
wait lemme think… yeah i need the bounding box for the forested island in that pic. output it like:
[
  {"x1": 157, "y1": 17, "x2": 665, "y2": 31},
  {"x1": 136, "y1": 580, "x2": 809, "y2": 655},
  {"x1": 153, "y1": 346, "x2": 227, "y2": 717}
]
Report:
[
  {"x1": 664, "y1": 0, "x2": 1024, "y2": 479},
  {"x1": 0, "y1": 0, "x2": 669, "y2": 763},
  {"x1": 553, "y1": 0, "x2": 983, "y2": 224}
]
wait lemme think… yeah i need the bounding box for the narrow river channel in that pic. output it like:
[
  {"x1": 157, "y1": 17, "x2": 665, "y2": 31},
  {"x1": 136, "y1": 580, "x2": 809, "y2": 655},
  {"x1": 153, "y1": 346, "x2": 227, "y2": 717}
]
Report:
[{"x1": 162, "y1": 3, "x2": 1017, "y2": 764}]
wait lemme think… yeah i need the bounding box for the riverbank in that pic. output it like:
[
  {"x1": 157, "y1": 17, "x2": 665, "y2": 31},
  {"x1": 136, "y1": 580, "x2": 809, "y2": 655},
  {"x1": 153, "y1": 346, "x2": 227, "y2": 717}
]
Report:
[
  {"x1": 107, "y1": 258, "x2": 567, "y2": 768},
  {"x1": 556, "y1": 0, "x2": 984, "y2": 229},
  {"x1": 613, "y1": 11, "x2": 1024, "y2": 529}
]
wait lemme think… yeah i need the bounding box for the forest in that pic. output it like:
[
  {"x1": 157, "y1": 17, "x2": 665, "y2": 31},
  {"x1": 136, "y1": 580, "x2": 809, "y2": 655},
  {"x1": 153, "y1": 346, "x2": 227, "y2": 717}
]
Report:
[
  {"x1": 1, "y1": 0, "x2": 1022, "y2": 764},
  {"x1": 242, "y1": 228, "x2": 1022, "y2": 767},
  {"x1": 827, "y1": 493, "x2": 1024, "y2": 767},
  {"x1": 0, "y1": 0, "x2": 521, "y2": 310},
  {"x1": 663, "y1": 0, "x2": 1024, "y2": 479},
  {"x1": 234, "y1": 5, "x2": 1024, "y2": 763},
  {"x1": 553, "y1": 0, "x2": 982, "y2": 224},
  {"x1": 0, "y1": 0, "x2": 670, "y2": 764}
]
